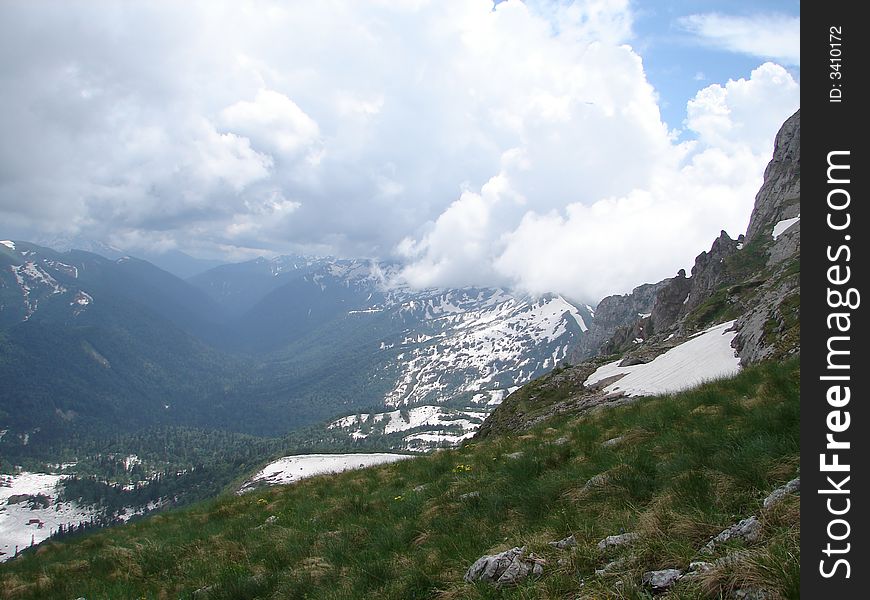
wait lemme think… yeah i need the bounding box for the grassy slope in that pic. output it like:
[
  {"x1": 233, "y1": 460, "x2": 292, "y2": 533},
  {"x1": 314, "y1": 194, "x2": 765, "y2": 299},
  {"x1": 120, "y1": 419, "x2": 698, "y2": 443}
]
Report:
[{"x1": 0, "y1": 359, "x2": 799, "y2": 600}]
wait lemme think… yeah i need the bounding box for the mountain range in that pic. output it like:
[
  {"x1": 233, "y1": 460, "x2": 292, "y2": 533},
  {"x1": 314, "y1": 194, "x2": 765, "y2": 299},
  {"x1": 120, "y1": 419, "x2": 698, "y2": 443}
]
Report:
[{"x1": 1, "y1": 239, "x2": 595, "y2": 455}]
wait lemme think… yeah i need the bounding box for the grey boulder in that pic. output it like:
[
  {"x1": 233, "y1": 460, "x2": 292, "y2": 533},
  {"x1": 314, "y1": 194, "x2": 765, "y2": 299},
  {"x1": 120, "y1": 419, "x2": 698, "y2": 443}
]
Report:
[{"x1": 464, "y1": 546, "x2": 545, "y2": 586}]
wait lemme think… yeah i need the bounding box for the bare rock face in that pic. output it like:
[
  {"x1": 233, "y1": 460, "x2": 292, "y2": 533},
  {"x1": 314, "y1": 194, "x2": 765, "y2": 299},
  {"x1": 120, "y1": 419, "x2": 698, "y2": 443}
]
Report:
[
  {"x1": 745, "y1": 110, "x2": 801, "y2": 244},
  {"x1": 571, "y1": 281, "x2": 669, "y2": 362},
  {"x1": 683, "y1": 231, "x2": 742, "y2": 316},
  {"x1": 464, "y1": 546, "x2": 545, "y2": 586},
  {"x1": 648, "y1": 269, "x2": 692, "y2": 335}
]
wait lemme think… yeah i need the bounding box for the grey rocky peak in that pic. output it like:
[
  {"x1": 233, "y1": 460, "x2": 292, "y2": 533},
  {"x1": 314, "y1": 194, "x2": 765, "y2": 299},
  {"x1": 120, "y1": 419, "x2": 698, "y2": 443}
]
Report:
[
  {"x1": 745, "y1": 109, "x2": 801, "y2": 244},
  {"x1": 647, "y1": 269, "x2": 692, "y2": 336},
  {"x1": 463, "y1": 546, "x2": 545, "y2": 586},
  {"x1": 683, "y1": 230, "x2": 741, "y2": 314},
  {"x1": 643, "y1": 229, "x2": 740, "y2": 339}
]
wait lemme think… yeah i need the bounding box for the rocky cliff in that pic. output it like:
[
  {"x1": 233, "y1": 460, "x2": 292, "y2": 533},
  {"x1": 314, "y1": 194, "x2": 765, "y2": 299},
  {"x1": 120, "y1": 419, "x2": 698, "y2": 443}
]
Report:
[
  {"x1": 594, "y1": 109, "x2": 800, "y2": 365},
  {"x1": 569, "y1": 281, "x2": 669, "y2": 362}
]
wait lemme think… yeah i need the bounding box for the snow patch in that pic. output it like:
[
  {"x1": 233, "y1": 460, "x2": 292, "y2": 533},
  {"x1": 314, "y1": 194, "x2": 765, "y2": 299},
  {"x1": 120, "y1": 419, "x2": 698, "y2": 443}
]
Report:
[
  {"x1": 348, "y1": 308, "x2": 383, "y2": 315},
  {"x1": 0, "y1": 472, "x2": 96, "y2": 561},
  {"x1": 403, "y1": 431, "x2": 475, "y2": 450},
  {"x1": 238, "y1": 453, "x2": 413, "y2": 493},
  {"x1": 10, "y1": 262, "x2": 68, "y2": 320},
  {"x1": 584, "y1": 321, "x2": 740, "y2": 397},
  {"x1": 383, "y1": 291, "x2": 586, "y2": 408},
  {"x1": 772, "y1": 215, "x2": 800, "y2": 240}
]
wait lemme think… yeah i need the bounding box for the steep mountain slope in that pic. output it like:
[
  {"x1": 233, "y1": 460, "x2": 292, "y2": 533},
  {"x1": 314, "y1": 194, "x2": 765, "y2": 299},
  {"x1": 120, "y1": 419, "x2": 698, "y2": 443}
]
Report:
[
  {"x1": 188, "y1": 254, "x2": 330, "y2": 317},
  {"x1": 0, "y1": 244, "x2": 243, "y2": 449}
]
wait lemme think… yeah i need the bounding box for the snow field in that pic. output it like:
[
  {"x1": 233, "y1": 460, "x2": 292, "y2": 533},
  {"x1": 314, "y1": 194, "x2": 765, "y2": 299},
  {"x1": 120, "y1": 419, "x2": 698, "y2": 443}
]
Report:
[{"x1": 584, "y1": 321, "x2": 741, "y2": 397}]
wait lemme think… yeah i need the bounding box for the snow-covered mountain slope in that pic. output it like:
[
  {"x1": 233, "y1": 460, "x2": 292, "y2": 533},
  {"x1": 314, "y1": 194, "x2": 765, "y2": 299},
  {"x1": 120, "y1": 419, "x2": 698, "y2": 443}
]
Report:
[
  {"x1": 0, "y1": 472, "x2": 96, "y2": 561},
  {"x1": 378, "y1": 290, "x2": 588, "y2": 407},
  {"x1": 0, "y1": 242, "x2": 84, "y2": 324},
  {"x1": 308, "y1": 283, "x2": 591, "y2": 449}
]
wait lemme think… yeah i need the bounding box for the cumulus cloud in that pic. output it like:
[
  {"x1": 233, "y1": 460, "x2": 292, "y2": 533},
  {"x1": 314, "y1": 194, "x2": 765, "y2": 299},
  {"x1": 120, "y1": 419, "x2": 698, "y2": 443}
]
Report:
[
  {"x1": 678, "y1": 13, "x2": 800, "y2": 66},
  {"x1": 0, "y1": 0, "x2": 799, "y2": 301},
  {"x1": 399, "y1": 62, "x2": 798, "y2": 301},
  {"x1": 220, "y1": 90, "x2": 321, "y2": 159}
]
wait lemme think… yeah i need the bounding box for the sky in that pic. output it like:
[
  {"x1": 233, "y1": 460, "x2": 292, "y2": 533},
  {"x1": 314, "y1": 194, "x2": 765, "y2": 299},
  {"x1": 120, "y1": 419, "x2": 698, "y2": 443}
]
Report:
[{"x1": 0, "y1": 0, "x2": 800, "y2": 302}]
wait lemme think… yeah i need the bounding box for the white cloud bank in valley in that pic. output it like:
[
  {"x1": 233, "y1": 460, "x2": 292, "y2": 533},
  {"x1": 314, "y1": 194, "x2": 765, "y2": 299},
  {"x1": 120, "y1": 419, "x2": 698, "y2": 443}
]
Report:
[{"x1": 0, "y1": 0, "x2": 799, "y2": 301}]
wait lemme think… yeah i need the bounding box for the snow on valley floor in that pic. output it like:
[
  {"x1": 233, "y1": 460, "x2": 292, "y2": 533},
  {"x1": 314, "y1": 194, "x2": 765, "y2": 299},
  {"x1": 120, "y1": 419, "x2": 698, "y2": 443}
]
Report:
[
  {"x1": 329, "y1": 404, "x2": 493, "y2": 451},
  {"x1": 584, "y1": 320, "x2": 741, "y2": 397},
  {"x1": 0, "y1": 472, "x2": 96, "y2": 561},
  {"x1": 238, "y1": 453, "x2": 415, "y2": 494}
]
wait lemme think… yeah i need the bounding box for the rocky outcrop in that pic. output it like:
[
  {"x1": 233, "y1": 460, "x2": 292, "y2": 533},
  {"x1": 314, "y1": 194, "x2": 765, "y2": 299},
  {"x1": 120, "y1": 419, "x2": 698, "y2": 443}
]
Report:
[
  {"x1": 683, "y1": 231, "x2": 742, "y2": 316},
  {"x1": 549, "y1": 535, "x2": 577, "y2": 550},
  {"x1": 763, "y1": 477, "x2": 800, "y2": 509},
  {"x1": 464, "y1": 546, "x2": 545, "y2": 586},
  {"x1": 647, "y1": 269, "x2": 692, "y2": 336},
  {"x1": 642, "y1": 568, "x2": 683, "y2": 593},
  {"x1": 570, "y1": 281, "x2": 669, "y2": 362},
  {"x1": 645, "y1": 229, "x2": 742, "y2": 337},
  {"x1": 700, "y1": 516, "x2": 762, "y2": 555},
  {"x1": 597, "y1": 532, "x2": 639, "y2": 551}
]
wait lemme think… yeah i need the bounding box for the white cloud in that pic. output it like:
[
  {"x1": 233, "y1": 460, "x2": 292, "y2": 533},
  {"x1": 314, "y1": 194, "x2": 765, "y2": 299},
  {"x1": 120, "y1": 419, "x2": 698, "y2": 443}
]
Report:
[
  {"x1": 686, "y1": 63, "x2": 800, "y2": 153},
  {"x1": 679, "y1": 13, "x2": 800, "y2": 66},
  {"x1": 0, "y1": 0, "x2": 799, "y2": 301},
  {"x1": 401, "y1": 63, "x2": 799, "y2": 301},
  {"x1": 220, "y1": 89, "x2": 321, "y2": 158}
]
